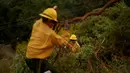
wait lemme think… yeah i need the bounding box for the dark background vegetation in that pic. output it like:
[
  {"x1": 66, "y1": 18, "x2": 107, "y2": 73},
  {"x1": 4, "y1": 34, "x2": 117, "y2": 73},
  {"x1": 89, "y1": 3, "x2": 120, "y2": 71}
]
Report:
[{"x1": 0, "y1": 0, "x2": 111, "y2": 44}]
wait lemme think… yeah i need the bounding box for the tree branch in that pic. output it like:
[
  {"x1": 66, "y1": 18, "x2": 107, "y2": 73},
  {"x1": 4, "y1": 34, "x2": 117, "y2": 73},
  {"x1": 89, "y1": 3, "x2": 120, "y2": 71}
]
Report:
[{"x1": 68, "y1": 0, "x2": 120, "y2": 24}]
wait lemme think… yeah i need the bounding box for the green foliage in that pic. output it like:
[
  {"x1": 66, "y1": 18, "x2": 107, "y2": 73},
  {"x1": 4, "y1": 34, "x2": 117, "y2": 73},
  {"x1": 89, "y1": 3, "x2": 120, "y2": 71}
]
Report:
[
  {"x1": 78, "y1": 15, "x2": 115, "y2": 43},
  {"x1": 52, "y1": 2, "x2": 130, "y2": 73},
  {"x1": 75, "y1": 2, "x2": 130, "y2": 72}
]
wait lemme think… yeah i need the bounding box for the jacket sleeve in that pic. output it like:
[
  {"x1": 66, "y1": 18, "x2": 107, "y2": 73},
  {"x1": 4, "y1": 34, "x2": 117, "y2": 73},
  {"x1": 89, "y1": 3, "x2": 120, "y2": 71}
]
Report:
[
  {"x1": 61, "y1": 29, "x2": 71, "y2": 41},
  {"x1": 51, "y1": 31, "x2": 68, "y2": 46}
]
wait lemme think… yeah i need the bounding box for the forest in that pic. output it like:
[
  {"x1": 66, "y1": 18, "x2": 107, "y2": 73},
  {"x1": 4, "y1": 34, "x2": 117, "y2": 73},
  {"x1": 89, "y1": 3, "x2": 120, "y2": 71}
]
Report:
[{"x1": 0, "y1": 0, "x2": 130, "y2": 73}]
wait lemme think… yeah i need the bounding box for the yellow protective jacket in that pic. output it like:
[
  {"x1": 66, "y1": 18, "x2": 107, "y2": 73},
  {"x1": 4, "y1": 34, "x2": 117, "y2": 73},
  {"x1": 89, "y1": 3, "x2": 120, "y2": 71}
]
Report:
[
  {"x1": 26, "y1": 18, "x2": 67, "y2": 59},
  {"x1": 70, "y1": 41, "x2": 80, "y2": 53}
]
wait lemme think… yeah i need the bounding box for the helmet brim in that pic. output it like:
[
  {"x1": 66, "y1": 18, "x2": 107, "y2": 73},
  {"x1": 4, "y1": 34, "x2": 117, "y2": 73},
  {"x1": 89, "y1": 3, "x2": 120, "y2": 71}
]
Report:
[
  {"x1": 39, "y1": 14, "x2": 58, "y2": 22},
  {"x1": 70, "y1": 38, "x2": 77, "y2": 41}
]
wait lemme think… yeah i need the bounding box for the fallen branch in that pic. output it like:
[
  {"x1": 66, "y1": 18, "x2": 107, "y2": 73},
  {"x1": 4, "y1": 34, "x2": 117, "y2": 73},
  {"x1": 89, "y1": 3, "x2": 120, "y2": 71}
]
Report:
[
  {"x1": 68, "y1": 0, "x2": 120, "y2": 24},
  {"x1": 57, "y1": 0, "x2": 120, "y2": 31}
]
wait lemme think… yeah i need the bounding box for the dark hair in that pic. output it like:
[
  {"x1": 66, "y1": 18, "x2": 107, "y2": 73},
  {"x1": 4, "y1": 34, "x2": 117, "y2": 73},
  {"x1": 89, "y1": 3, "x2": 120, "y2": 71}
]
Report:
[
  {"x1": 41, "y1": 17, "x2": 49, "y2": 22},
  {"x1": 41, "y1": 16, "x2": 58, "y2": 30}
]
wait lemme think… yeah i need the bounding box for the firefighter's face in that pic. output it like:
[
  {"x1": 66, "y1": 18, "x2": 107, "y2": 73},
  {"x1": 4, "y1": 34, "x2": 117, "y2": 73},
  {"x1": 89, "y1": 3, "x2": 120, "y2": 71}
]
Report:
[
  {"x1": 48, "y1": 20, "x2": 57, "y2": 28},
  {"x1": 70, "y1": 40, "x2": 76, "y2": 43}
]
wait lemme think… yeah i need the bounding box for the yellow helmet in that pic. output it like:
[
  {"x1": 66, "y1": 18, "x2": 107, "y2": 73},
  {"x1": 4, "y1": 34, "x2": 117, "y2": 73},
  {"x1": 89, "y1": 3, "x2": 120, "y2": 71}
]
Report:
[
  {"x1": 39, "y1": 8, "x2": 58, "y2": 22},
  {"x1": 70, "y1": 34, "x2": 77, "y2": 41}
]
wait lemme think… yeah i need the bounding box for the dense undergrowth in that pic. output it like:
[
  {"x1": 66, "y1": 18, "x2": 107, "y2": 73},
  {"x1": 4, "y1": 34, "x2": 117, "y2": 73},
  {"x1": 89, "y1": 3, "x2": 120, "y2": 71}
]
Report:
[{"x1": 11, "y1": 2, "x2": 130, "y2": 73}]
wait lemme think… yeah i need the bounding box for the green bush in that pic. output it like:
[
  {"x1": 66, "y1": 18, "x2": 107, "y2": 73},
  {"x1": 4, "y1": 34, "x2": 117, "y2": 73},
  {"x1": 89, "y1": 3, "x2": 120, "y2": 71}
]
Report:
[
  {"x1": 50, "y1": 1, "x2": 130, "y2": 73},
  {"x1": 74, "y1": 2, "x2": 130, "y2": 73}
]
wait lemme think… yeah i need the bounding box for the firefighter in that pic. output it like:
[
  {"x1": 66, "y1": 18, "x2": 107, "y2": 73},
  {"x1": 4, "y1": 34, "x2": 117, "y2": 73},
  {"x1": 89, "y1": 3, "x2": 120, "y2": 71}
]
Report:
[
  {"x1": 69, "y1": 34, "x2": 80, "y2": 53},
  {"x1": 26, "y1": 7, "x2": 75, "y2": 73}
]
